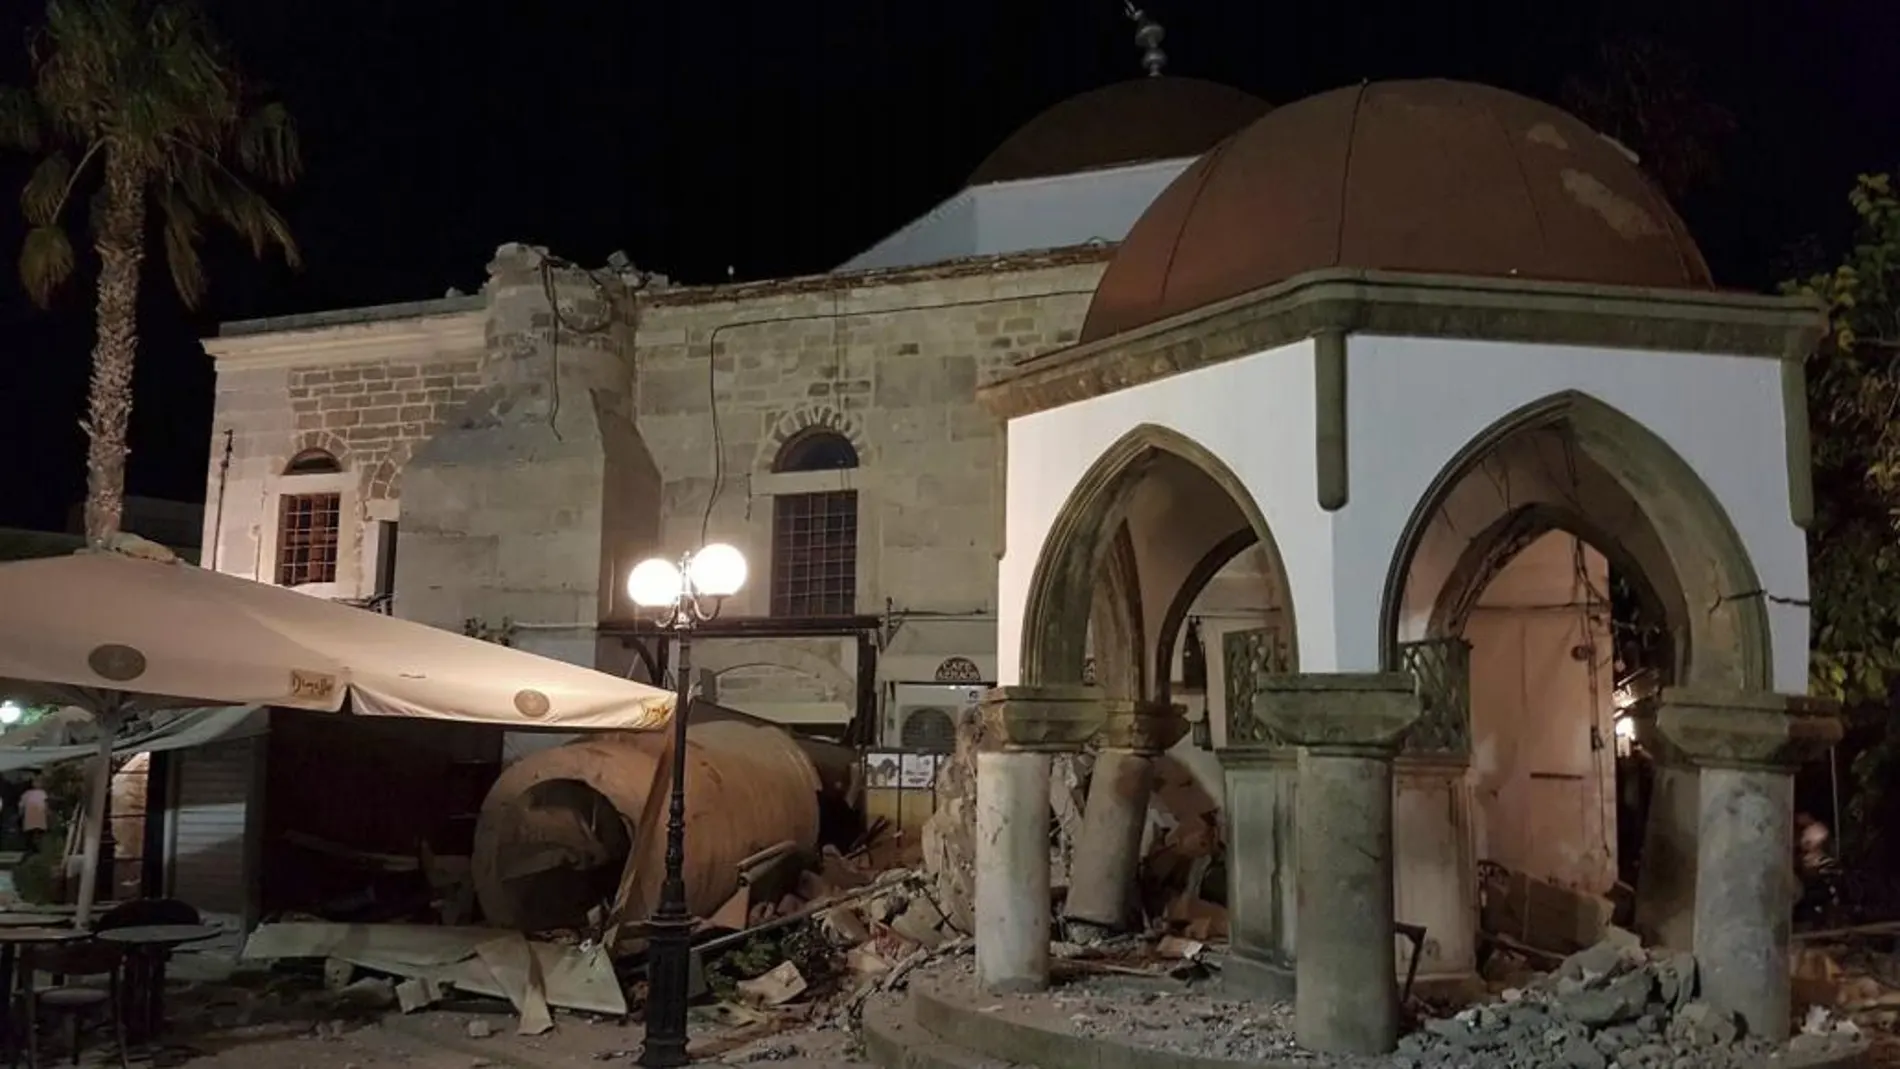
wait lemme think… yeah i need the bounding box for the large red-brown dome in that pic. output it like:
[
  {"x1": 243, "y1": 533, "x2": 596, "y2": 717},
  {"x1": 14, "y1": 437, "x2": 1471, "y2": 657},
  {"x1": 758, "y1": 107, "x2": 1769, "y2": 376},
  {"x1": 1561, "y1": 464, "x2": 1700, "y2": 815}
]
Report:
[
  {"x1": 1080, "y1": 79, "x2": 1714, "y2": 343},
  {"x1": 968, "y1": 77, "x2": 1269, "y2": 187}
]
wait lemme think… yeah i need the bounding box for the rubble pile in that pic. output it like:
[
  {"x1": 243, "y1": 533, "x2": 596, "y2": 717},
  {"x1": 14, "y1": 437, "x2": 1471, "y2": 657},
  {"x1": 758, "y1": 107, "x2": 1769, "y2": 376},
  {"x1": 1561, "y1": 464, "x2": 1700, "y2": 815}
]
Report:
[
  {"x1": 1050, "y1": 967, "x2": 1317, "y2": 1064},
  {"x1": 1403, "y1": 934, "x2": 1864, "y2": 1069}
]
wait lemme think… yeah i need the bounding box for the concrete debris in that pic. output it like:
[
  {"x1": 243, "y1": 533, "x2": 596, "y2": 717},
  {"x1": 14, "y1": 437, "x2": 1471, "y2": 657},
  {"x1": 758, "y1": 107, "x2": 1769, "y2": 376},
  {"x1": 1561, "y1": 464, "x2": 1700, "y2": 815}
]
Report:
[
  {"x1": 1480, "y1": 861, "x2": 1614, "y2": 957},
  {"x1": 737, "y1": 962, "x2": 809, "y2": 1007},
  {"x1": 1049, "y1": 752, "x2": 1089, "y2": 892},
  {"x1": 919, "y1": 708, "x2": 981, "y2": 934},
  {"x1": 394, "y1": 976, "x2": 444, "y2": 1013},
  {"x1": 243, "y1": 921, "x2": 625, "y2": 1028},
  {"x1": 1787, "y1": 926, "x2": 1900, "y2": 1063},
  {"x1": 1401, "y1": 932, "x2": 1863, "y2": 1069}
]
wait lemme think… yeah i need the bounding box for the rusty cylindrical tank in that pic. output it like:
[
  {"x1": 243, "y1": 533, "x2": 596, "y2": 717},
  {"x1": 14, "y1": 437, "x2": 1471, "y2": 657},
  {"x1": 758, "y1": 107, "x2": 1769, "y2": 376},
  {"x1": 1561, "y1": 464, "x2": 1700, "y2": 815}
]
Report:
[{"x1": 472, "y1": 719, "x2": 822, "y2": 933}]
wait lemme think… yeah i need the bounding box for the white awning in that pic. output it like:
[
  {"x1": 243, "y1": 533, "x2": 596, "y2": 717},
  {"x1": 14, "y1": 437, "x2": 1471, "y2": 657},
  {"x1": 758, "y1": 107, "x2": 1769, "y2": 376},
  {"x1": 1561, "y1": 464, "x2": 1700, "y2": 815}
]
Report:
[
  {"x1": 0, "y1": 550, "x2": 674, "y2": 731},
  {"x1": 0, "y1": 705, "x2": 266, "y2": 772}
]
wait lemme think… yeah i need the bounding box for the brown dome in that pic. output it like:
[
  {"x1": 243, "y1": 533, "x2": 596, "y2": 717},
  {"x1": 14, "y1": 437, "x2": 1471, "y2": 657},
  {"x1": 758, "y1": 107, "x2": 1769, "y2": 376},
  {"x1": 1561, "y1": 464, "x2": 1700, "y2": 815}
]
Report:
[
  {"x1": 969, "y1": 77, "x2": 1270, "y2": 187},
  {"x1": 1081, "y1": 79, "x2": 1714, "y2": 343}
]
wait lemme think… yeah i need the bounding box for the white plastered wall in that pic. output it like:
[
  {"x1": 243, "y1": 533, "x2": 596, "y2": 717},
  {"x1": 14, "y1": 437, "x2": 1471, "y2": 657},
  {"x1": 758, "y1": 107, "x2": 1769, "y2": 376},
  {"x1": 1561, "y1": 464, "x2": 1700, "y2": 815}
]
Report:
[
  {"x1": 997, "y1": 338, "x2": 1329, "y2": 685},
  {"x1": 1337, "y1": 335, "x2": 1806, "y2": 694},
  {"x1": 998, "y1": 333, "x2": 1804, "y2": 695}
]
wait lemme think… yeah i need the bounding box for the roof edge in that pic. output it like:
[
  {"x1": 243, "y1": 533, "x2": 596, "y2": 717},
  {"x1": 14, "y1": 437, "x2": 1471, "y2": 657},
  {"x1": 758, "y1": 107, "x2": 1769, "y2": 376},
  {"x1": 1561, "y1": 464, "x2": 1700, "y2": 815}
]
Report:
[
  {"x1": 204, "y1": 307, "x2": 487, "y2": 370},
  {"x1": 980, "y1": 268, "x2": 1829, "y2": 420}
]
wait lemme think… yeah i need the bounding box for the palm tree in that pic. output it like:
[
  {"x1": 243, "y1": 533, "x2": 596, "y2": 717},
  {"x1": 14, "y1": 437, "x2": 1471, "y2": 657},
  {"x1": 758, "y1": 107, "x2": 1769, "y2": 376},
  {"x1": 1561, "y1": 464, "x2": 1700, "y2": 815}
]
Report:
[
  {"x1": 0, "y1": 0, "x2": 300, "y2": 546},
  {"x1": 1561, "y1": 37, "x2": 1736, "y2": 204}
]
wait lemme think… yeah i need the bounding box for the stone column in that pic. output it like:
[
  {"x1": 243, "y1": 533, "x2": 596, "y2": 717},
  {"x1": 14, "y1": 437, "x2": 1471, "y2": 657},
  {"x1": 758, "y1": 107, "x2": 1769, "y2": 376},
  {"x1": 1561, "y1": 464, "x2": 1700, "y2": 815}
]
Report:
[
  {"x1": 1217, "y1": 745, "x2": 1298, "y2": 999},
  {"x1": 1658, "y1": 688, "x2": 1841, "y2": 1044},
  {"x1": 1064, "y1": 700, "x2": 1189, "y2": 938},
  {"x1": 1630, "y1": 700, "x2": 1701, "y2": 951},
  {"x1": 973, "y1": 684, "x2": 1104, "y2": 995},
  {"x1": 1257, "y1": 673, "x2": 1420, "y2": 1057}
]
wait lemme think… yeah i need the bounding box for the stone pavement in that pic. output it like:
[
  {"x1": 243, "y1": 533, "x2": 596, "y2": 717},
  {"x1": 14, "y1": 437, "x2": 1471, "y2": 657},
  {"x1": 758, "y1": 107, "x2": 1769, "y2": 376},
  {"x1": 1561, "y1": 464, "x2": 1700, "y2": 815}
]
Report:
[{"x1": 55, "y1": 941, "x2": 879, "y2": 1069}]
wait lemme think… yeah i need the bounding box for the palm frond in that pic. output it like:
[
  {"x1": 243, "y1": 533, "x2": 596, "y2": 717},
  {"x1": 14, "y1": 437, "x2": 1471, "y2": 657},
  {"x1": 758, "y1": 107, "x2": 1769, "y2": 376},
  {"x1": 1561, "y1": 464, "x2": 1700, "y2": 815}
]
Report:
[
  {"x1": 19, "y1": 224, "x2": 75, "y2": 308},
  {"x1": 19, "y1": 0, "x2": 302, "y2": 304},
  {"x1": 0, "y1": 87, "x2": 42, "y2": 152},
  {"x1": 235, "y1": 100, "x2": 299, "y2": 185},
  {"x1": 20, "y1": 152, "x2": 73, "y2": 226},
  {"x1": 157, "y1": 184, "x2": 205, "y2": 307},
  {"x1": 176, "y1": 151, "x2": 299, "y2": 269}
]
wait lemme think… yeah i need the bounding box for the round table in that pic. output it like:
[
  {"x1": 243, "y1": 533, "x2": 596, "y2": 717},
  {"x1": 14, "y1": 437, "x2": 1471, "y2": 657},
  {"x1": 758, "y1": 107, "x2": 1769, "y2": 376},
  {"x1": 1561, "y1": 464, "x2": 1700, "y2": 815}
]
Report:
[
  {"x1": 0, "y1": 927, "x2": 90, "y2": 1058},
  {"x1": 95, "y1": 925, "x2": 220, "y2": 1044},
  {"x1": 0, "y1": 915, "x2": 71, "y2": 930}
]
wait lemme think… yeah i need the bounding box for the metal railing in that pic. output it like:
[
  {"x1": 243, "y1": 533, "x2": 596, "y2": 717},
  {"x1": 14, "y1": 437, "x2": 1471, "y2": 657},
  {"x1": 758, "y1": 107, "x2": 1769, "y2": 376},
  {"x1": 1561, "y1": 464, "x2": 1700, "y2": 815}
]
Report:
[{"x1": 1397, "y1": 637, "x2": 1472, "y2": 756}]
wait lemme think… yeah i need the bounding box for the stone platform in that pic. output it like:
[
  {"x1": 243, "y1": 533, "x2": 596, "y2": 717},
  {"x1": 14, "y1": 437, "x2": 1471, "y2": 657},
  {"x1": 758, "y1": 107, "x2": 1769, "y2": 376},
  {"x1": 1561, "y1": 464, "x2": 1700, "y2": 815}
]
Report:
[{"x1": 861, "y1": 961, "x2": 1869, "y2": 1069}]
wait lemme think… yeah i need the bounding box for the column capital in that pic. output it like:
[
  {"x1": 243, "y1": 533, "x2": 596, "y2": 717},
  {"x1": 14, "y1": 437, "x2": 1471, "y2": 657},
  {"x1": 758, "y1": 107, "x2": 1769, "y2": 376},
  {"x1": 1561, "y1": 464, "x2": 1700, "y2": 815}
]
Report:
[
  {"x1": 1656, "y1": 687, "x2": 1842, "y2": 772},
  {"x1": 1626, "y1": 698, "x2": 1687, "y2": 767},
  {"x1": 1254, "y1": 672, "x2": 1420, "y2": 756},
  {"x1": 980, "y1": 684, "x2": 1105, "y2": 752},
  {"x1": 1098, "y1": 699, "x2": 1189, "y2": 754}
]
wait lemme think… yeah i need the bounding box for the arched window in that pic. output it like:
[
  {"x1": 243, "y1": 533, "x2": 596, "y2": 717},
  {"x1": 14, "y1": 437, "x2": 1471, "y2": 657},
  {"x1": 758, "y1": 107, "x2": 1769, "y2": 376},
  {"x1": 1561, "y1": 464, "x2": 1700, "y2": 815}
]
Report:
[
  {"x1": 284, "y1": 448, "x2": 343, "y2": 476},
  {"x1": 770, "y1": 430, "x2": 859, "y2": 617},
  {"x1": 277, "y1": 448, "x2": 344, "y2": 587}
]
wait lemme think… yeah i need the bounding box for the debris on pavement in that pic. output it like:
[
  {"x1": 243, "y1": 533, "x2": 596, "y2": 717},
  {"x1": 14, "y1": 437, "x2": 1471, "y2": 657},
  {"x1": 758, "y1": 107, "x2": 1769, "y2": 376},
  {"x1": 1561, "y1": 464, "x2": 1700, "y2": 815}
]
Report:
[{"x1": 243, "y1": 921, "x2": 625, "y2": 1030}]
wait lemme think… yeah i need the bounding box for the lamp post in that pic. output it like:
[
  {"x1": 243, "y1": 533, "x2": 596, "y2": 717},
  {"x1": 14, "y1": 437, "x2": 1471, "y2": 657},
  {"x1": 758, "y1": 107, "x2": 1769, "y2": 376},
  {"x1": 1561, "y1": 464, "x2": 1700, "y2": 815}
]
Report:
[{"x1": 626, "y1": 543, "x2": 748, "y2": 1068}]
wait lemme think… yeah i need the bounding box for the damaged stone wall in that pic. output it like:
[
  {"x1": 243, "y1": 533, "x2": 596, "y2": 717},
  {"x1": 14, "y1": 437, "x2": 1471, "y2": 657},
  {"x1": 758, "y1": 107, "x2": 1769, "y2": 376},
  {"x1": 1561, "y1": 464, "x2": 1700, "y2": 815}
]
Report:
[
  {"x1": 394, "y1": 245, "x2": 663, "y2": 667},
  {"x1": 921, "y1": 706, "x2": 1091, "y2": 934},
  {"x1": 205, "y1": 247, "x2": 1108, "y2": 729},
  {"x1": 623, "y1": 251, "x2": 1103, "y2": 725},
  {"x1": 200, "y1": 299, "x2": 486, "y2": 590}
]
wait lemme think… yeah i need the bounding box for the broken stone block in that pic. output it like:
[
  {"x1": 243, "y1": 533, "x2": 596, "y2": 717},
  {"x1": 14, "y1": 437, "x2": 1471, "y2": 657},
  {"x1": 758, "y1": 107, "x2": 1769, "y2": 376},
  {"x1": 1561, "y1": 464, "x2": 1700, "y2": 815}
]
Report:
[
  {"x1": 1669, "y1": 1001, "x2": 1739, "y2": 1046},
  {"x1": 1556, "y1": 939, "x2": 1627, "y2": 984},
  {"x1": 332, "y1": 977, "x2": 396, "y2": 1011},
  {"x1": 322, "y1": 957, "x2": 357, "y2": 992},
  {"x1": 1653, "y1": 951, "x2": 1696, "y2": 1010},
  {"x1": 735, "y1": 961, "x2": 807, "y2": 1008},
  {"x1": 889, "y1": 898, "x2": 948, "y2": 949},
  {"x1": 395, "y1": 977, "x2": 442, "y2": 1014},
  {"x1": 819, "y1": 905, "x2": 871, "y2": 948},
  {"x1": 1564, "y1": 970, "x2": 1653, "y2": 1027},
  {"x1": 466, "y1": 1018, "x2": 494, "y2": 1039}
]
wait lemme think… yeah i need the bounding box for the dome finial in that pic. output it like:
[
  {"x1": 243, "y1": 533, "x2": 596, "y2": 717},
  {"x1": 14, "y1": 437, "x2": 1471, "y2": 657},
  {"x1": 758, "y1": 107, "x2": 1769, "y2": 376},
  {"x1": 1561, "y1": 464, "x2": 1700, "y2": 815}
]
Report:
[{"x1": 1123, "y1": 2, "x2": 1166, "y2": 77}]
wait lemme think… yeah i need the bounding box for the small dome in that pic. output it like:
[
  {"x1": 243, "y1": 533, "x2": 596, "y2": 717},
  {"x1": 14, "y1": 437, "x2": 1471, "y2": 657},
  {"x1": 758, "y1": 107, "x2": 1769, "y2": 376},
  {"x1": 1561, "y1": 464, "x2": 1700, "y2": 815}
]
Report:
[
  {"x1": 968, "y1": 77, "x2": 1270, "y2": 187},
  {"x1": 1081, "y1": 79, "x2": 1714, "y2": 343}
]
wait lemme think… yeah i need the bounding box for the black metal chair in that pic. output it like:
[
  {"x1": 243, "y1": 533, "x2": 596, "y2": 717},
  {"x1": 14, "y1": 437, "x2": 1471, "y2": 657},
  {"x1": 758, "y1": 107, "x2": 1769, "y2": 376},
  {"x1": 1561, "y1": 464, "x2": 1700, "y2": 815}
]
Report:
[
  {"x1": 13, "y1": 940, "x2": 130, "y2": 1069},
  {"x1": 91, "y1": 898, "x2": 203, "y2": 1046}
]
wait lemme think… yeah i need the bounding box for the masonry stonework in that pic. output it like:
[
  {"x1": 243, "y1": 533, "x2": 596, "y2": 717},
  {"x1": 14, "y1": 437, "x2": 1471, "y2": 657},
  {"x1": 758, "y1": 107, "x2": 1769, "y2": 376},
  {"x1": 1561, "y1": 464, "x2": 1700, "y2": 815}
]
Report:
[
  {"x1": 286, "y1": 356, "x2": 483, "y2": 500},
  {"x1": 204, "y1": 247, "x2": 1107, "y2": 728}
]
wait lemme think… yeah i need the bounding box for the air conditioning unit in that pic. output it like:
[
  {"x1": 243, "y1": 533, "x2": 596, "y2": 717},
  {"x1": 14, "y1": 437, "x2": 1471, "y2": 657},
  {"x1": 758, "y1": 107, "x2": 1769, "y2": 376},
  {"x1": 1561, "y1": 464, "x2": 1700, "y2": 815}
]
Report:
[{"x1": 885, "y1": 683, "x2": 986, "y2": 753}]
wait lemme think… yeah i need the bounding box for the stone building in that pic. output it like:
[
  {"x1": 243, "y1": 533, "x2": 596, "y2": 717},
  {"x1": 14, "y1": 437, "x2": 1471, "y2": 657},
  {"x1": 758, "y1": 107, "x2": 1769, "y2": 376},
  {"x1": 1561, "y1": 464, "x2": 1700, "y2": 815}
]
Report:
[
  {"x1": 178, "y1": 72, "x2": 1279, "y2": 916},
  {"x1": 980, "y1": 77, "x2": 1831, "y2": 1055},
  {"x1": 185, "y1": 54, "x2": 1827, "y2": 1056}
]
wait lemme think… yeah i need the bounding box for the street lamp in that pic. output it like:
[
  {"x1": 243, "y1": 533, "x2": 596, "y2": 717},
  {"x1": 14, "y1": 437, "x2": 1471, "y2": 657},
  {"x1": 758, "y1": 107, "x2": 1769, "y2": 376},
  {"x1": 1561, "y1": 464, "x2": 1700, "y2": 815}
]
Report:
[{"x1": 626, "y1": 542, "x2": 748, "y2": 1068}]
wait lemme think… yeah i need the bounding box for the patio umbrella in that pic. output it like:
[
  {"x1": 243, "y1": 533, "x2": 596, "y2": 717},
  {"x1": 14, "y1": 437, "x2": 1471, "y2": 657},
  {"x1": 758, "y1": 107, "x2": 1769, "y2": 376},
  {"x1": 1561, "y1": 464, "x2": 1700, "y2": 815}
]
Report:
[{"x1": 0, "y1": 541, "x2": 679, "y2": 925}]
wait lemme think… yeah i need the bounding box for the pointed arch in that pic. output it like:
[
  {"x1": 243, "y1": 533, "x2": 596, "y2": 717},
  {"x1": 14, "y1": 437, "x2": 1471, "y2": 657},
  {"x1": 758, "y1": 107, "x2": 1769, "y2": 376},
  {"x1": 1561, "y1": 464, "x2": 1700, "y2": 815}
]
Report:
[
  {"x1": 1378, "y1": 390, "x2": 1770, "y2": 690},
  {"x1": 1428, "y1": 504, "x2": 1667, "y2": 639},
  {"x1": 1154, "y1": 528, "x2": 1260, "y2": 702},
  {"x1": 1019, "y1": 422, "x2": 1298, "y2": 687}
]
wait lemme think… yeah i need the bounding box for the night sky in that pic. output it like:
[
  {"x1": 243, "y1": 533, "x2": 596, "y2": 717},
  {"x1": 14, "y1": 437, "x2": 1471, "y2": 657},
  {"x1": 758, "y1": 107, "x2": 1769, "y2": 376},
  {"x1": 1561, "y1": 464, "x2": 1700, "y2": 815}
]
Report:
[{"x1": 0, "y1": 0, "x2": 1891, "y2": 532}]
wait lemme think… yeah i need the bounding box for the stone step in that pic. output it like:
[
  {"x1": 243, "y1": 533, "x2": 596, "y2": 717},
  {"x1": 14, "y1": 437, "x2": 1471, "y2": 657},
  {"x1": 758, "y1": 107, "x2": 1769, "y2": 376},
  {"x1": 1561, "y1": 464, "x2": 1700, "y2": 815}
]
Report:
[
  {"x1": 868, "y1": 973, "x2": 1873, "y2": 1069},
  {"x1": 871, "y1": 979, "x2": 1313, "y2": 1069},
  {"x1": 863, "y1": 998, "x2": 1020, "y2": 1069}
]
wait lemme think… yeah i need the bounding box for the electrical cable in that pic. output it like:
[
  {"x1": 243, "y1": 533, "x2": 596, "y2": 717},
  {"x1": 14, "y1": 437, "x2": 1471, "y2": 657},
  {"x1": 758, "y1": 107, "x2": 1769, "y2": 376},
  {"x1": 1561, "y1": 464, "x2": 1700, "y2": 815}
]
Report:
[{"x1": 694, "y1": 278, "x2": 1101, "y2": 547}]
